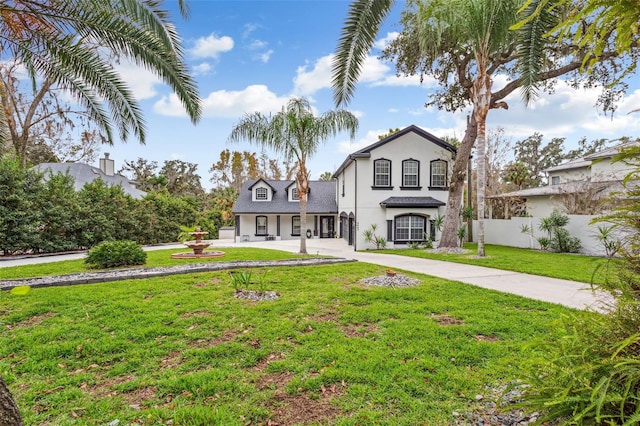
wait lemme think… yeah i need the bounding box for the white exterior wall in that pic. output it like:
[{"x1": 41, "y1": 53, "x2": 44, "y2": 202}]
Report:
[
  {"x1": 337, "y1": 131, "x2": 454, "y2": 250},
  {"x1": 590, "y1": 158, "x2": 634, "y2": 181},
  {"x1": 481, "y1": 215, "x2": 623, "y2": 256},
  {"x1": 549, "y1": 167, "x2": 589, "y2": 184},
  {"x1": 237, "y1": 214, "x2": 316, "y2": 242},
  {"x1": 526, "y1": 196, "x2": 559, "y2": 217}
]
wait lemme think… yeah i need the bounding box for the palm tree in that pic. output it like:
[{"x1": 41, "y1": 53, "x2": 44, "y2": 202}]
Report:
[
  {"x1": 0, "y1": 0, "x2": 201, "y2": 148},
  {"x1": 0, "y1": 2, "x2": 201, "y2": 422},
  {"x1": 228, "y1": 98, "x2": 358, "y2": 254},
  {"x1": 333, "y1": 0, "x2": 519, "y2": 256}
]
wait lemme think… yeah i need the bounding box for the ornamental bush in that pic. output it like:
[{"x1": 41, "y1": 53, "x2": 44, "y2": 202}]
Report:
[{"x1": 85, "y1": 240, "x2": 147, "y2": 269}]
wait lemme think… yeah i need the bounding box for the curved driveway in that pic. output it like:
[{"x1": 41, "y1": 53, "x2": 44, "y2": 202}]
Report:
[{"x1": 1, "y1": 238, "x2": 608, "y2": 311}]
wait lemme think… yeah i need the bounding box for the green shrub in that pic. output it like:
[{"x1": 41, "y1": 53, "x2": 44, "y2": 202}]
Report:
[{"x1": 85, "y1": 240, "x2": 147, "y2": 269}]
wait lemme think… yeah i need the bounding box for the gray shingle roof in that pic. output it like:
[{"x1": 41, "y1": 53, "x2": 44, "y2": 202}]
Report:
[
  {"x1": 34, "y1": 162, "x2": 147, "y2": 199},
  {"x1": 379, "y1": 196, "x2": 445, "y2": 208},
  {"x1": 232, "y1": 180, "x2": 337, "y2": 214}
]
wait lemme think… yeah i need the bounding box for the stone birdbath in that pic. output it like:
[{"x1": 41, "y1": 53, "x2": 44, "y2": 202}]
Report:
[{"x1": 171, "y1": 227, "x2": 225, "y2": 259}]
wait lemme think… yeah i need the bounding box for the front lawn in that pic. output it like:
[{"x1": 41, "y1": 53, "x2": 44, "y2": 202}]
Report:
[
  {"x1": 0, "y1": 253, "x2": 587, "y2": 425},
  {"x1": 0, "y1": 247, "x2": 309, "y2": 280},
  {"x1": 377, "y1": 243, "x2": 618, "y2": 284}
]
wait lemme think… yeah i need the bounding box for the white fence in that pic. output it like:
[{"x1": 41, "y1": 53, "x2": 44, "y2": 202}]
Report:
[{"x1": 476, "y1": 215, "x2": 618, "y2": 257}]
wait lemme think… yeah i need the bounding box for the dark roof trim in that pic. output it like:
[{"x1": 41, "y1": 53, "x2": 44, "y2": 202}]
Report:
[
  {"x1": 379, "y1": 196, "x2": 446, "y2": 208},
  {"x1": 332, "y1": 125, "x2": 456, "y2": 178},
  {"x1": 248, "y1": 178, "x2": 277, "y2": 192}
]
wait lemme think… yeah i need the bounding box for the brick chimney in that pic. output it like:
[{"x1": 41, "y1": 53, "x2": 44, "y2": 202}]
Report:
[{"x1": 99, "y1": 152, "x2": 115, "y2": 176}]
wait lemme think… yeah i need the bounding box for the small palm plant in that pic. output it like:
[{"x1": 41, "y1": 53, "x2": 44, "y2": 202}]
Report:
[{"x1": 363, "y1": 224, "x2": 386, "y2": 249}]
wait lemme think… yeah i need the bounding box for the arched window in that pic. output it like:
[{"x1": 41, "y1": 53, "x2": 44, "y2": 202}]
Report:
[
  {"x1": 373, "y1": 158, "x2": 391, "y2": 188},
  {"x1": 430, "y1": 160, "x2": 447, "y2": 188},
  {"x1": 395, "y1": 215, "x2": 426, "y2": 241},
  {"x1": 402, "y1": 159, "x2": 420, "y2": 188}
]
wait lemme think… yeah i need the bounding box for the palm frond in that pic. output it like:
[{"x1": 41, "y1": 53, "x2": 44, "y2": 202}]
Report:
[
  {"x1": 332, "y1": 0, "x2": 394, "y2": 107},
  {"x1": 516, "y1": 0, "x2": 558, "y2": 103}
]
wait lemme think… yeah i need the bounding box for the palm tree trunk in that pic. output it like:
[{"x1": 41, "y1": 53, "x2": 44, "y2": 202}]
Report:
[
  {"x1": 0, "y1": 376, "x2": 23, "y2": 426},
  {"x1": 473, "y1": 73, "x2": 492, "y2": 257},
  {"x1": 438, "y1": 113, "x2": 477, "y2": 248},
  {"x1": 297, "y1": 166, "x2": 310, "y2": 254}
]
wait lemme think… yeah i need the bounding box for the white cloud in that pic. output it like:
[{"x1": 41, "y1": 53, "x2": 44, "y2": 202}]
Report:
[
  {"x1": 337, "y1": 129, "x2": 386, "y2": 153},
  {"x1": 248, "y1": 39, "x2": 268, "y2": 50},
  {"x1": 388, "y1": 108, "x2": 399, "y2": 113},
  {"x1": 351, "y1": 110, "x2": 365, "y2": 118},
  {"x1": 293, "y1": 53, "x2": 435, "y2": 97},
  {"x1": 257, "y1": 49, "x2": 274, "y2": 63},
  {"x1": 292, "y1": 55, "x2": 333, "y2": 96},
  {"x1": 113, "y1": 60, "x2": 162, "y2": 100},
  {"x1": 190, "y1": 34, "x2": 234, "y2": 59},
  {"x1": 192, "y1": 62, "x2": 212, "y2": 76},
  {"x1": 154, "y1": 84, "x2": 291, "y2": 118},
  {"x1": 373, "y1": 32, "x2": 399, "y2": 50},
  {"x1": 487, "y1": 80, "x2": 640, "y2": 141},
  {"x1": 242, "y1": 23, "x2": 259, "y2": 38}
]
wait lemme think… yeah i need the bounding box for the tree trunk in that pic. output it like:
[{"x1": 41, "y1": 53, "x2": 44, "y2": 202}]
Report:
[
  {"x1": 438, "y1": 113, "x2": 478, "y2": 248},
  {"x1": 297, "y1": 165, "x2": 310, "y2": 254},
  {"x1": 473, "y1": 73, "x2": 492, "y2": 257},
  {"x1": 0, "y1": 376, "x2": 23, "y2": 426}
]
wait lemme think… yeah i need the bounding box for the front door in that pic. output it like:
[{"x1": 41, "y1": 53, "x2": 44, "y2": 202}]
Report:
[{"x1": 320, "y1": 216, "x2": 334, "y2": 238}]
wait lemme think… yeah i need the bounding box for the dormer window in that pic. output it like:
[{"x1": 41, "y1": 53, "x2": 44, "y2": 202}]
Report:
[
  {"x1": 291, "y1": 188, "x2": 299, "y2": 200},
  {"x1": 255, "y1": 187, "x2": 268, "y2": 200}
]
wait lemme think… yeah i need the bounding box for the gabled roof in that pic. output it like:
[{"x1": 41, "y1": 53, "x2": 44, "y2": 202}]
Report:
[
  {"x1": 332, "y1": 125, "x2": 456, "y2": 177},
  {"x1": 248, "y1": 178, "x2": 276, "y2": 192},
  {"x1": 379, "y1": 196, "x2": 445, "y2": 208},
  {"x1": 233, "y1": 180, "x2": 336, "y2": 214},
  {"x1": 34, "y1": 162, "x2": 147, "y2": 199}
]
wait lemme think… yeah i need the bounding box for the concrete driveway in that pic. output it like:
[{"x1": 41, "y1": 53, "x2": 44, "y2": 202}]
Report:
[{"x1": 1, "y1": 238, "x2": 609, "y2": 311}]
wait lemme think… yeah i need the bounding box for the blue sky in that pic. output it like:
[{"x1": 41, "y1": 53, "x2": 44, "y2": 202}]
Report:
[{"x1": 106, "y1": 0, "x2": 640, "y2": 189}]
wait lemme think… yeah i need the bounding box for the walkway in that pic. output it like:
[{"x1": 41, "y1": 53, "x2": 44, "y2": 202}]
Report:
[{"x1": 1, "y1": 239, "x2": 608, "y2": 311}]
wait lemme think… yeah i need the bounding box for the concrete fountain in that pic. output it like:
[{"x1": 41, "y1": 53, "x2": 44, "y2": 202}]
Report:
[{"x1": 170, "y1": 227, "x2": 225, "y2": 259}]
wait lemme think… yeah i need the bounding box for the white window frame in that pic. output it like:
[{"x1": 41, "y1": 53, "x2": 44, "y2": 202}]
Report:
[
  {"x1": 395, "y1": 215, "x2": 426, "y2": 241},
  {"x1": 430, "y1": 160, "x2": 447, "y2": 188},
  {"x1": 255, "y1": 187, "x2": 268, "y2": 200},
  {"x1": 402, "y1": 159, "x2": 419, "y2": 187},
  {"x1": 374, "y1": 159, "x2": 391, "y2": 187}
]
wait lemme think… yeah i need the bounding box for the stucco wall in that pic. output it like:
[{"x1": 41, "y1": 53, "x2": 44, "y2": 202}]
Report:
[{"x1": 479, "y1": 215, "x2": 621, "y2": 256}]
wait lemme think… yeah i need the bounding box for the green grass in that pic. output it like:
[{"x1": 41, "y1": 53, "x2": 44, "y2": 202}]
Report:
[
  {"x1": 0, "y1": 250, "x2": 591, "y2": 425},
  {"x1": 376, "y1": 243, "x2": 619, "y2": 285},
  {"x1": 0, "y1": 247, "x2": 309, "y2": 280}
]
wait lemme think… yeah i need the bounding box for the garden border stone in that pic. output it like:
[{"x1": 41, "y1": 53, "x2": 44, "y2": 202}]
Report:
[{"x1": 0, "y1": 257, "x2": 356, "y2": 290}]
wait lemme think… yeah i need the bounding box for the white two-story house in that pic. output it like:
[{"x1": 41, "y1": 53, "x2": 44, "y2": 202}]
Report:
[
  {"x1": 490, "y1": 140, "x2": 638, "y2": 217},
  {"x1": 332, "y1": 125, "x2": 457, "y2": 250}
]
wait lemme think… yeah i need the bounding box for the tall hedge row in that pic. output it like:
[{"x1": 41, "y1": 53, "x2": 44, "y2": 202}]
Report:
[{"x1": 0, "y1": 157, "x2": 206, "y2": 255}]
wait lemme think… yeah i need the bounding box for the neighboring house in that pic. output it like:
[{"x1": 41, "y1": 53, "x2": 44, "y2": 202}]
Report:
[
  {"x1": 490, "y1": 141, "x2": 637, "y2": 217},
  {"x1": 34, "y1": 153, "x2": 147, "y2": 199},
  {"x1": 333, "y1": 125, "x2": 457, "y2": 250},
  {"x1": 232, "y1": 179, "x2": 338, "y2": 242}
]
